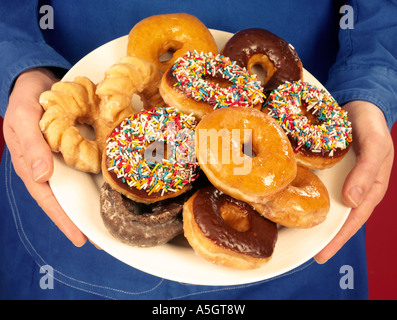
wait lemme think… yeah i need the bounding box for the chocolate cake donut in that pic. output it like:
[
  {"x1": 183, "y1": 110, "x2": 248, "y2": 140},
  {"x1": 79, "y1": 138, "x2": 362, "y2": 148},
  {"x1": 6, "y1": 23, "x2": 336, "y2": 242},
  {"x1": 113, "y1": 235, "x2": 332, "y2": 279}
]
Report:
[{"x1": 100, "y1": 182, "x2": 186, "y2": 247}]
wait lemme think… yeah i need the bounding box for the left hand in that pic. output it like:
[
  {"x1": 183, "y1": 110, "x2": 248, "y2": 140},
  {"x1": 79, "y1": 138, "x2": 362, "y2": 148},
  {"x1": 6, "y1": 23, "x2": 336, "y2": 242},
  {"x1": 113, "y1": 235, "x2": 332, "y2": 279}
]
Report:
[{"x1": 314, "y1": 100, "x2": 394, "y2": 263}]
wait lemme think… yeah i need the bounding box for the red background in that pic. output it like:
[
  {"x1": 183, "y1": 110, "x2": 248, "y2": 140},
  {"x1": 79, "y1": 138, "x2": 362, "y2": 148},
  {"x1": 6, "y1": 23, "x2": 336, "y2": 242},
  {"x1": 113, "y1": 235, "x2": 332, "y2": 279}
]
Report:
[
  {"x1": 0, "y1": 117, "x2": 396, "y2": 299},
  {"x1": 365, "y1": 123, "x2": 397, "y2": 300}
]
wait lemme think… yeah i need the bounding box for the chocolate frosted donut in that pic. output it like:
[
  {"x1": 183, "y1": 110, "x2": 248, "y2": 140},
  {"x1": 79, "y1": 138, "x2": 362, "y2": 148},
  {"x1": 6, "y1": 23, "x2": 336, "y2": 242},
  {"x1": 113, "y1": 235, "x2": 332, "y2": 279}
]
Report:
[
  {"x1": 100, "y1": 182, "x2": 186, "y2": 247},
  {"x1": 183, "y1": 185, "x2": 278, "y2": 269},
  {"x1": 221, "y1": 28, "x2": 303, "y2": 92}
]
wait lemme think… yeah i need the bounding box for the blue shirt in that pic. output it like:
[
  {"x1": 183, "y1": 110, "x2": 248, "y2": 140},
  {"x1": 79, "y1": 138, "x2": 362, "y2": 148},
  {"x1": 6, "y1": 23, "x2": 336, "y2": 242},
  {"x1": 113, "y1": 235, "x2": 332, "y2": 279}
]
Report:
[{"x1": 0, "y1": 0, "x2": 396, "y2": 300}]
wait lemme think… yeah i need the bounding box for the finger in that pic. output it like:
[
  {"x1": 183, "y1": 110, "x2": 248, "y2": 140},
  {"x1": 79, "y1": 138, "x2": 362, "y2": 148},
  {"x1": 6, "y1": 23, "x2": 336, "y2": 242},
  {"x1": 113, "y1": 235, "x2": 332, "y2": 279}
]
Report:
[
  {"x1": 5, "y1": 129, "x2": 87, "y2": 247},
  {"x1": 34, "y1": 180, "x2": 88, "y2": 247},
  {"x1": 342, "y1": 132, "x2": 390, "y2": 208}
]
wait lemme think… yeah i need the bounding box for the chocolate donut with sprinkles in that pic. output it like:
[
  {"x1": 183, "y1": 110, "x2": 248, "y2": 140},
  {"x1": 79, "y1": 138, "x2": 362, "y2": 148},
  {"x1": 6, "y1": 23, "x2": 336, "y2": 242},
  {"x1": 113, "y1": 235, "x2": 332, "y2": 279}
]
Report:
[
  {"x1": 160, "y1": 51, "x2": 266, "y2": 120},
  {"x1": 102, "y1": 106, "x2": 199, "y2": 204},
  {"x1": 264, "y1": 80, "x2": 353, "y2": 170}
]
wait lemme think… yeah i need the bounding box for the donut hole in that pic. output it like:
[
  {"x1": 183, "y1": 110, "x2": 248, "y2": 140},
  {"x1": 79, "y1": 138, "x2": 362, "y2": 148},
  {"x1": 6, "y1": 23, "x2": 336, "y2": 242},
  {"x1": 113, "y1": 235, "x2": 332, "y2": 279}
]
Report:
[
  {"x1": 203, "y1": 75, "x2": 232, "y2": 89},
  {"x1": 296, "y1": 101, "x2": 322, "y2": 126},
  {"x1": 159, "y1": 40, "x2": 183, "y2": 63},
  {"x1": 131, "y1": 93, "x2": 144, "y2": 111},
  {"x1": 241, "y1": 134, "x2": 257, "y2": 158},
  {"x1": 248, "y1": 54, "x2": 277, "y2": 85},
  {"x1": 143, "y1": 140, "x2": 172, "y2": 164},
  {"x1": 76, "y1": 122, "x2": 96, "y2": 140},
  {"x1": 303, "y1": 108, "x2": 322, "y2": 125},
  {"x1": 250, "y1": 64, "x2": 267, "y2": 85},
  {"x1": 159, "y1": 50, "x2": 175, "y2": 63},
  {"x1": 220, "y1": 202, "x2": 250, "y2": 232},
  {"x1": 237, "y1": 129, "x2": 257, "y2": 158}
]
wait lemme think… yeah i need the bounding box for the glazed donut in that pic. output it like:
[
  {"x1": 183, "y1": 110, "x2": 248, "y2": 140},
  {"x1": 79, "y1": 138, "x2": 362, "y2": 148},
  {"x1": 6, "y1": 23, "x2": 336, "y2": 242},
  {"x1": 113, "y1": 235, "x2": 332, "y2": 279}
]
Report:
[
  {"x1": 160, "y1": 51, "x2": 265, "y2": 119},
  {"x1": 100, "y1": 182, "x2": 187, "y2": 247},
  {"x1": 221, "y1": 28, "x2": 303, "y2": 92},
  {"x1": 102, "y1": 106, "x2": 199, "y2": 204},
  {"x1": 195, "y1": 106, "x2": 297, "y2": 204},
  {"x1": 183, "y1": 185, "x2": 278, "y2": 269},
  {"x1": 252, "y1": 167, "x2": 330, "y2": 229},
  {"x1": 264, "y1": 80, "x2": 353, "y2": 170},
  {"x1": 127, "y1": 13, "x2": 218, "y2": 74},
  {"x1": 39, "y1": 76, "x2": 103, "y2": 173}
]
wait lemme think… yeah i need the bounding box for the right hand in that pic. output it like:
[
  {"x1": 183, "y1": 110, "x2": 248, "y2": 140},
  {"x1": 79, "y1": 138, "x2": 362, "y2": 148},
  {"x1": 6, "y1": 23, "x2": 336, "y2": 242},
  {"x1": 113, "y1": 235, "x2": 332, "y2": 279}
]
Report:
[
  {"x1": 315, "y1": 100, "x2": 394, "y2": 263},
  {"x1": 3, "y1": 68, "x2": 88, "y2": 247}
]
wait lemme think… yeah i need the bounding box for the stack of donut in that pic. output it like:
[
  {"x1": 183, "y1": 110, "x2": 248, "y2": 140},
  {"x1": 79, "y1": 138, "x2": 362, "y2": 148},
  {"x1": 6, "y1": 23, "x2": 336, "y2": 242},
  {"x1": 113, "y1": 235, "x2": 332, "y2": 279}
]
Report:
[
  {"x1": 101, "y1": 106, "x2": 201, "y2": 247},
  {"x1": 39, "y1": 14, "x2": 353, "y2": 269}
]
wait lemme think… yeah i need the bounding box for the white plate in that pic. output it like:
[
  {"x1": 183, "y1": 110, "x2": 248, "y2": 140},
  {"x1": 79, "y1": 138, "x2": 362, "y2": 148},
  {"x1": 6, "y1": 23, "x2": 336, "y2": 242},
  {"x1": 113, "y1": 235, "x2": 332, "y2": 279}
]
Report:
[{"x1": 50, "y1": 29, "x2": 354, "y2": 286}]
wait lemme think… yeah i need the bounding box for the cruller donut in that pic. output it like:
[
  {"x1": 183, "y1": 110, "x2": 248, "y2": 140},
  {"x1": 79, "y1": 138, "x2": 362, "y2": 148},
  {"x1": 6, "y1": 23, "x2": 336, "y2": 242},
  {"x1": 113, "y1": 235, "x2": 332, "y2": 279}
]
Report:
[
  {"x1": 96, "y1": 56, "x2": 165, "y2": 122},
  {"x1": 264, "y1": 80, "x2": 353, "y2": 170},
  {"x1": 183, "y1": 185, "x2": 278, "y2": 269},
  {"x1": 39, "y1": 76, "x2": 103, "y2": 173},
  {"x1": 221, "y1": 28, "x2": 303, "y2": 92},
  {"x1": 127, "y1": 13, "x2": 218, "y2": 74},
  {"x1": 102, "y1": 106, "x2": 199, "y2": 204},
  {"x1": 40, "y1": 56, "x2": 164, "y2": 174},
  {"x1": 160, "y1": 51, "x2": 265, "y2": 120},
  {"x1": 195, "y1": 106, "x2": 297, "y2": 204}
]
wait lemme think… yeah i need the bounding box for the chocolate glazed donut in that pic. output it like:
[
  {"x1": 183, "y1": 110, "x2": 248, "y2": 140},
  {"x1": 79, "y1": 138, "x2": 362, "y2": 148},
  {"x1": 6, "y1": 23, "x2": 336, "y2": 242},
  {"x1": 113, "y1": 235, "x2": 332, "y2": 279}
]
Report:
[
  {"x1": 183, "y1": 185, "x2": 278, "y2": 269},
  {"x1": 221, "y1": 28, "x2": 303, "y2": 92},
  {"x1": 100, "y1": 182, "x2": 186, "y2": 247}
]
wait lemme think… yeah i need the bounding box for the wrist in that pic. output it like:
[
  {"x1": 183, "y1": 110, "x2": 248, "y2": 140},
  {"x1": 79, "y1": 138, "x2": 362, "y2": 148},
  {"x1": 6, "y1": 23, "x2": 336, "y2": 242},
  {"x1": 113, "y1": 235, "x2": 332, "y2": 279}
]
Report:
[
  {"x1": 11, "y1": 67, "x2": 61, "y2": 103},
  {"x1": 16, "y1": 67, "x2": 59, "y2": 86},
  {"x1": 8, "y1": 68, "x2": 60, "y2": 117}
]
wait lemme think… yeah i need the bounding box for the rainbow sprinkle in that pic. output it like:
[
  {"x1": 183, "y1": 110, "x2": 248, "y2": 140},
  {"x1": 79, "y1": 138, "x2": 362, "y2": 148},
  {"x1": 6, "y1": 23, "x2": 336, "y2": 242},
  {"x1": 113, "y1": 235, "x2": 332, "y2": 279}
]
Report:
[
  {"x1": 105, "y1": 107, "x2": 199, "y2": 196},
  {"x1": 265, "y1": 81, "x2": 353, "y2": 157},
  {"x1": 171, "y1": 51, "x2": 266, "y2": 109}
]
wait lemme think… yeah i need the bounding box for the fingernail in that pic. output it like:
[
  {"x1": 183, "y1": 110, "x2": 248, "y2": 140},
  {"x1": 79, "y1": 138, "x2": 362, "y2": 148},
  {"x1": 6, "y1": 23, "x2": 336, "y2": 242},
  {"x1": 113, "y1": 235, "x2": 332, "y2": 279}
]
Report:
[
  {"x1": 32, "y1": 159, "x2": 49, "y2": 182},
  {"x1": 348, "y1": 186, "x2": 363, "y2": 208}
]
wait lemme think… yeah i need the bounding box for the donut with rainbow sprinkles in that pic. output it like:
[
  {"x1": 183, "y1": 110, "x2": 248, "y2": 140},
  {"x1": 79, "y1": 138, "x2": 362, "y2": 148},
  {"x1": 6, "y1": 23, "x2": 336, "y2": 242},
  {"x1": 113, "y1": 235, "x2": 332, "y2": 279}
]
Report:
[
  {"x1": 102, "y1": 106, "x2": 199, "y2": 204},
  {"x1": 264, "y1": 80, "x2": 353, "y2": 170},
  {"x1": 160, "y1": 50, "x2": 265, "y2": 120}
]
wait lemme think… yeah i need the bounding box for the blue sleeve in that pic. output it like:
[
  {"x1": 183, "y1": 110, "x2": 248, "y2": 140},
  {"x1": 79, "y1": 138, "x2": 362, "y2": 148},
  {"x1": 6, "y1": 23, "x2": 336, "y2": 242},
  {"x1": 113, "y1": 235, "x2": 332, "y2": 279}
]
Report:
[
  {"x1": 326, "y1": 0, "x2": 397, "y2": 130},
  {"x1": 0, "y1": 1, "x2": 71, "y2": 118}
]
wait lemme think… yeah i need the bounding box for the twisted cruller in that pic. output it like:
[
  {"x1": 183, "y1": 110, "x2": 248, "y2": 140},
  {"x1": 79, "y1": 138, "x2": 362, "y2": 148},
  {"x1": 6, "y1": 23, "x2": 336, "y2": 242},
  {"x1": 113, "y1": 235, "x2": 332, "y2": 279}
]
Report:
[
  {"x1": 39, "y1": 56, "x2": 165, "y2": 173},
  {"x1": 39, "y1": 76, "x2": 103, "y2": 173},
  {"x1": 96, "y1": 56, "x2": 165, "y2": 121}
]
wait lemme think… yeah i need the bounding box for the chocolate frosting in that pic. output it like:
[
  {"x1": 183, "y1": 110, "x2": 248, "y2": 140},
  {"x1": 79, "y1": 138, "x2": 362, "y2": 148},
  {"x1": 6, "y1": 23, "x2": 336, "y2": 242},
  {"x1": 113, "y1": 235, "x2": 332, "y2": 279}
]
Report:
[
  {"x1": 221, "y1": 28, "x2": 302, "y2": 91},
  {"x1": 192, "y1": 185, "x2": 277, "y2": 258},
  {"x1": 100, "y1": 182, "x2": 185, "y2": 246}
]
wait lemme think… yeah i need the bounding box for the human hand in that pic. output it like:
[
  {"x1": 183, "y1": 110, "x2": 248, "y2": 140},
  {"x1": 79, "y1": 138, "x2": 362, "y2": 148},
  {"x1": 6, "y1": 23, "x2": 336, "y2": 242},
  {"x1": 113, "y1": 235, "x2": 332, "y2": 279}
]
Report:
[
  {"x1": 3, "y1": 68, "x2": 87, "y2": 247},
  {"x1": 314, "y1": 100, "x2": 394, "y2": 263}
]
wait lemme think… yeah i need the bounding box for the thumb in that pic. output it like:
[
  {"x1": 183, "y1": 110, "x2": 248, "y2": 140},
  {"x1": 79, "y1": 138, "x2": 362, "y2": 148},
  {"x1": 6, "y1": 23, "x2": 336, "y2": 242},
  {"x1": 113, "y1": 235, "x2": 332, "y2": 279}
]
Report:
[
  {"x1": 6, "y1": 69, "x2": 56, "y2": 183},
  {"x1": 21, "y1": 106, "x2": 54, "y2": 183}
]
